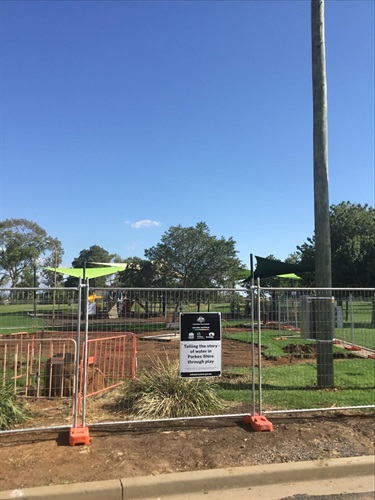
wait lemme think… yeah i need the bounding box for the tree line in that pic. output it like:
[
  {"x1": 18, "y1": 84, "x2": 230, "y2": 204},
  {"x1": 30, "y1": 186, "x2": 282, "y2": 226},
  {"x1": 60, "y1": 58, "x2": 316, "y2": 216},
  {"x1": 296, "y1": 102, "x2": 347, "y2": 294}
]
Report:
[{"x1": 0, "y1": 202, "x2": 374, "y2": 289}]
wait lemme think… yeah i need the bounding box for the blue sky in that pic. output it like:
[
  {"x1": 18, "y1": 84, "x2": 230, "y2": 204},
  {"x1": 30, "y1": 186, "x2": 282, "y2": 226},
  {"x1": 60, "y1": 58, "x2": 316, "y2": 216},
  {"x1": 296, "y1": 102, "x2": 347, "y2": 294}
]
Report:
[{"x1": 1, "y1": 0, "x2": 373, "y2": 269}]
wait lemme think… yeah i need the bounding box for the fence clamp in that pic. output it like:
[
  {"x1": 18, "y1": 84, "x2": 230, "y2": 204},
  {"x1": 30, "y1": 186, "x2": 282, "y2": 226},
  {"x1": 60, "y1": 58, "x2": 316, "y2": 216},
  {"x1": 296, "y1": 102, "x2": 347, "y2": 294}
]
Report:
[
  {"x1": 69, "y1": 425, "x2": 90, "y2": 446},
  {"x1": 243, "y1": 414, "x2": 273, "y2": 432}
]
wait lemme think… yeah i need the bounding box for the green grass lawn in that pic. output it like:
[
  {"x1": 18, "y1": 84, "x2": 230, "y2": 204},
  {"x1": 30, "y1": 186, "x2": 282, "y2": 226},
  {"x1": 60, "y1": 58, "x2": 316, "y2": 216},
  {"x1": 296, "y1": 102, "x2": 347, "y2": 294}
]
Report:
[
  {"x1": 334, "y1": 327, "x2": 375, "y2": 351},
  {"x1": 0, "y1": 312, "x2": 47, "y2": 334},
  {"x1": 0, "y1": 303, "x2": 75, "y2": 335},
  {"x1": 223, "y1": 329, "x2": 317, "y2": 359},
  {"x1": 218, "y1": 358, "x2": 375, "y2": 410},
  {"x1": 223, "y1": 327, "x2": 375, "y2": 358},
  {"x1": 221, "y1": 328, "x2": 374, "y2": 410}
]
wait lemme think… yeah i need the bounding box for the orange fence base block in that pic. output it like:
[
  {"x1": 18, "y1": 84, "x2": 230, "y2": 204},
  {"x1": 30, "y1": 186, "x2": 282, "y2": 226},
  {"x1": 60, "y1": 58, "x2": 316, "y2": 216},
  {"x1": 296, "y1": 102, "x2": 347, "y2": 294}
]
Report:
[
  {"x1": 243, "y1": 415, "x2": 273, "y2": 432},
  {"x1": 69, "y1": 425, "x2": 90, "y2": 446}
]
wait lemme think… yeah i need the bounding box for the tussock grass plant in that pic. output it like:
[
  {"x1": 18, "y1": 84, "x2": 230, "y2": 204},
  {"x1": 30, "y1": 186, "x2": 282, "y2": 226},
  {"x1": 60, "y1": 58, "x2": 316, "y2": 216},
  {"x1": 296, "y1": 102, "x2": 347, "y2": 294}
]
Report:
[
  {"x1": 113, "y1": 356, "x2": 224, "y2": 419},
  {"x1": 0, "y1": 385, "x2": 31, "y2": 430}
]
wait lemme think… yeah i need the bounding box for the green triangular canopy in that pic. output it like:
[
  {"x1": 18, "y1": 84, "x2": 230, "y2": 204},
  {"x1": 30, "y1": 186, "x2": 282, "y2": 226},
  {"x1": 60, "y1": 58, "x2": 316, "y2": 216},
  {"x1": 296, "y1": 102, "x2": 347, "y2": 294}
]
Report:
[
  {"x1": 253, "y1": 256, "x2": 313, "y2": 279},
  {"x1": 276, "y1": 273, "x2": 302, "y2": 280},
  {"x1": 45, "y1": 267, "x2": 124, "y2": 279},
  {"x1": 240, "y1": 269, "x2": 302, "y2": 281},
  {"x1": 90, "y1": 262, "x2": 129, "y2": 268},
  {"x1": 242, "y1": 256, "x2": 314, "y2": 282}
]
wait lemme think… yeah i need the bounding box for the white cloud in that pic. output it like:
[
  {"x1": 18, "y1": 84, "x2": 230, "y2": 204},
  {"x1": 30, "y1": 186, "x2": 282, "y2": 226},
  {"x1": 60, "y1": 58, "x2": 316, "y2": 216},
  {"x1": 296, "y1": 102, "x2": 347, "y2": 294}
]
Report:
[{"x1": 130, "y1": 219, "x2": 161, "y2": 229}]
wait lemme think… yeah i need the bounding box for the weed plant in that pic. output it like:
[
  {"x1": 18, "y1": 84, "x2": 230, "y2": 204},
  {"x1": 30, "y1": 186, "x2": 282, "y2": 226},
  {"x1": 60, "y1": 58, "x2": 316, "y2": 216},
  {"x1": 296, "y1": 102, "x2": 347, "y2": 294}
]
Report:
[{"x1": 0, "y1": 385, "x2": 31, "y2": 430}]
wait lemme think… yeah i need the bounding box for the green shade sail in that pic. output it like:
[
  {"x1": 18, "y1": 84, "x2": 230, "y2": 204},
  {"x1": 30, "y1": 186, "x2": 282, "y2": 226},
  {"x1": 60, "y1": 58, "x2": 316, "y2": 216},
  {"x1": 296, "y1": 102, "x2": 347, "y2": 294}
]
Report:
[
  {"x1": 90, "y1": 262, "x2": 129, "y2": 268},
  {"x1": 240, "y1": 269, "x2": 302, "y2": 281},
  {"x1": 253, "y1": 256, "x2": 313, "y2": 279},
  {"x1": 276, "y1": 273, "x2": 302, "y2": 280},
  {"x1": 45, "y1": 267, "x2": 124, "y2": 279},
  {"x1": 241, "y1": 256, "x2": 314, "y2": 282}
]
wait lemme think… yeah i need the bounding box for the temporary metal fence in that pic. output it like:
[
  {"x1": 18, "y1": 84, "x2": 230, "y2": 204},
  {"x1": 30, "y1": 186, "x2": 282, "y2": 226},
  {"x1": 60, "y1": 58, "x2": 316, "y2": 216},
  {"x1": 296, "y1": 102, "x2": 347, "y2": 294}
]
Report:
[
  {"x1": 0, "y1": 336, "x2": 77, "y2": 398},
  {"x1": 249, "y1": 287, "x2": 375, "y2": 417},
  {"x1": 78, "y1": 332, "x2": 136, "y2": 401},
  {"x1": 0, "y1": 285, "x2": 374, "y2": 436}
]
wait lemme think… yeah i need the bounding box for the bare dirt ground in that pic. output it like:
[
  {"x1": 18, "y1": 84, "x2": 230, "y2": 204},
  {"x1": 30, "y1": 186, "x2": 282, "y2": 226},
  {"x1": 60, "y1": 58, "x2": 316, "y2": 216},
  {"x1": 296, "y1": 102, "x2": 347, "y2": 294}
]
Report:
[
  {"x1": 0, "y1": 334, "x2": 374, "y2": 492},
  {"x1": 0, "y1": 412, "x2": 374, "y2": 491}
]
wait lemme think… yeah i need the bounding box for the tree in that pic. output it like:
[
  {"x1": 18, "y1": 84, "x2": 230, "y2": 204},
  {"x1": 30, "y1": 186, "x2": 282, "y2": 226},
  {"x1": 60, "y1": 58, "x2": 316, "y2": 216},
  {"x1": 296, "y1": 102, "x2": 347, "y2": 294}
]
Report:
[
  {"x1": 294, "y1": 238, "x2": 316, "y2": 287},
  {"x1": 311, "y1": 0, "x2": 333, "y2": 388},
  {"x1": 65, "y1": 245, "x2": 116, "y2": 287},
  {"x1": 330, "y1": 202, "x2": 375, "y2": 287},
  {"x1": 144, "y1": 222, "x2": 243, "y2": 288},
  {"x1": 114, "y1": 257, "x2": 159, "y2": 288},
  {"x1": 296, "y1": 202, "x2": 375, "y2": 287},
  {"x1": 17, "y1": 266, "x2": 38, "y2": 288},
  {"x1": 0, "y1": 219, "x2": 63, "y2": 287}
]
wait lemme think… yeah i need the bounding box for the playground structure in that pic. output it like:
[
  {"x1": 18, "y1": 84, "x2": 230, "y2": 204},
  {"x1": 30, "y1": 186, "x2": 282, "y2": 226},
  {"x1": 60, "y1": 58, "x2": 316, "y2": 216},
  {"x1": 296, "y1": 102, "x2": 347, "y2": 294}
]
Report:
[
  {"x1": 88, "y1": 291, "x2": 146, "y2": 318},
  {"x1": 106, "y1": 290, "x2": 147, "y2": 319},
  {"x1": 87, "y1": 292, "x2": 103, "y2": 316}
]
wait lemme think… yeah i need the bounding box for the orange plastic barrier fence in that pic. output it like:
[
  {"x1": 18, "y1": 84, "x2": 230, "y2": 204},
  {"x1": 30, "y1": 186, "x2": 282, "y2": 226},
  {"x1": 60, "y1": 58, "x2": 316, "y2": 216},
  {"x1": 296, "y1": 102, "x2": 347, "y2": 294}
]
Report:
[{"x1": 78, "y1": 333, "x2": 136, "y2": 401}]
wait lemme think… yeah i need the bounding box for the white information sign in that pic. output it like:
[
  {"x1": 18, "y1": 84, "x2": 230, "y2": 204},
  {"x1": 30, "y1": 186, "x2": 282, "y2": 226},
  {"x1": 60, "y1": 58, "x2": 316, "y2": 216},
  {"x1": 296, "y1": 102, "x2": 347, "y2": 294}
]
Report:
[{"x1": 179, "y1": 312, "x2": 221, "y2": 378}]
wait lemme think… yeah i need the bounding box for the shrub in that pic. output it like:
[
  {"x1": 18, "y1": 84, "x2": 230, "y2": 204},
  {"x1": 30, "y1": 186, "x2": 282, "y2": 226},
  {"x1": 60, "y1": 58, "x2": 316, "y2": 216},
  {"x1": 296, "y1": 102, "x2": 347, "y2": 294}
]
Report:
[
  {"x1": 113, "y1": 356, "x2": 224, "y2": 419},
  {"x1": 0, "y1": 385, "x2": 30, "y2": 430}
]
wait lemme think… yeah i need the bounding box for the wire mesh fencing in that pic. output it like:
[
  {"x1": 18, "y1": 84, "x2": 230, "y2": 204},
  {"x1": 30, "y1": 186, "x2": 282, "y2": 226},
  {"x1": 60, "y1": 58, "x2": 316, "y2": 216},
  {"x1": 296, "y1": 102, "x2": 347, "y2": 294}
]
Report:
[
  {"x1": 78, "y1": 332, "x2": 136, "y2": 401},
  {"x1": 253, "y1": 287, "x2": 375, "y2": 414},
  {"x1": 0, "y1": 285, "x2": 374, "y2": 434},
  {"x1": 0, "y1": 287, "x2": 79, "y2": 338},
  {"x1": 78, "y1": 287, "x2": 256, "y2": 425},
  {"x1": 0, "y1": 336, "x2": 77, "y2": 398}
]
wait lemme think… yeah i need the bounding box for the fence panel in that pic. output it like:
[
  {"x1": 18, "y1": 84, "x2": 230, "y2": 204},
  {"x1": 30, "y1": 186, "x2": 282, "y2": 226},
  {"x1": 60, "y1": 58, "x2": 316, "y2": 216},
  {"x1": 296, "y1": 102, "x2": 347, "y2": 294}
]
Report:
[
  {"x1": 0, "y1": 287, "x2": 79, "y2": 337},
  {"x1": 256, "y1": 287, "x2": 375, "y2": 414},
  {"x1": 79, "y1": 333, "x2": 136, "y2": 400},
  {"x1": 0, "y1": 336, "x2": 77, "y2": 398},
  {"x1": 1, "y1": 286, "x2": 374, "y2": 435},
  {"x1": 80, "y1": 287, "x2": 256, "y2": 425}
]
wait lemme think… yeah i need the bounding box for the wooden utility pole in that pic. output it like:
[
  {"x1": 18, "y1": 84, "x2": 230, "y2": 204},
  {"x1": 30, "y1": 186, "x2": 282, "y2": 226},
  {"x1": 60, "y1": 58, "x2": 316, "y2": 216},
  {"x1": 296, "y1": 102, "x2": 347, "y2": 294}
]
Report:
[{"x1": 311, "y1": 0, "x2": 334, "y2": 388}]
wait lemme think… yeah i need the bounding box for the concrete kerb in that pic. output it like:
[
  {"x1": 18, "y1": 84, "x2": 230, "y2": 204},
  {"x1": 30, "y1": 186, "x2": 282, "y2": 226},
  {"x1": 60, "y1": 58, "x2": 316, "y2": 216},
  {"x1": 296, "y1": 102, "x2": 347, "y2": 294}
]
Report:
[
  {"x1": 0, "y1": 455, "x2": 373, "y2": 500},
  {"x1": 0, "y1": 480, "x2": 122, "y2": 500}
]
